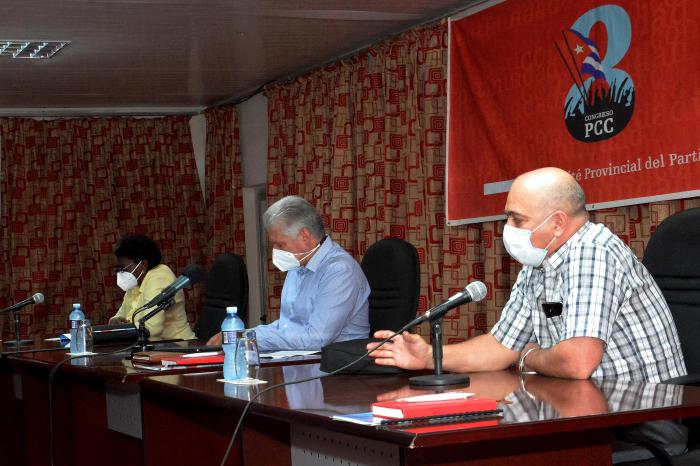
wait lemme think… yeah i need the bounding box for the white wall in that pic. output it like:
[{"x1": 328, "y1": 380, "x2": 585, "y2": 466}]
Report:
[
  {"x1": 189, "y1": 113, "x2": 207, "y2": 195},
  {"x1": 238, "y1": 94, "x2": 269, "y2": 326},
  {"x1": 189, "y1": 98, "x2": 270, "y2": 326},
  {"x1": 190, "y1": 93, "x2": 268, "y2": 192},
  {"x1": 238, "y1": 94, "x2": 268, "y2": 187}
]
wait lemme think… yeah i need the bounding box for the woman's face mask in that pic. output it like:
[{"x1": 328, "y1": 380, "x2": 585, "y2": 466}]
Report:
[
  {"x1": 502, "y1": 212, "x2": 556, "y2": 267},
  {"x1": 116, "y1": 260, "x2": 144, "y2": 291}
]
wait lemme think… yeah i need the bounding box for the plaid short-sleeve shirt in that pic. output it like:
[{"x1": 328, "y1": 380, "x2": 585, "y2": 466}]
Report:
[{"x1": 491, "y1": 222, "x2": 686, "y2": 382}]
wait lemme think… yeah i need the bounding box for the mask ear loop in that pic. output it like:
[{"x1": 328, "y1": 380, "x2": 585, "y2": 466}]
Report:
[
  {"x1": 296, "y1": 242, "x2": 321, "y2": 263},
  {"x1": 532, "y1": 211, "x2": 556, "y2": 233},
  {"x1": 543, "y1": 235, "x2": 556, "y2": 251},
  {"x1": 131, "y1": 260, "x2": 145, "y2": 282},
  {"x1": 534, "y1": 212, "x2": 558, "y2": 257}
]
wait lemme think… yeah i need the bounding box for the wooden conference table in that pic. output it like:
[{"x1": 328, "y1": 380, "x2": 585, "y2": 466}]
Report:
[
  {"x1": 141, "y1": 366, "x2": 700, "y2": 466},
  {"x1": 0, "y1": 338, "x2": 319, "y2": 466},
  {"x1": 3, "y1": 338, "x2": 700, "y2": 466}
]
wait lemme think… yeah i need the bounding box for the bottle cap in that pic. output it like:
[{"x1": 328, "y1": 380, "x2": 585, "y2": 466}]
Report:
[
  {"x1": 226, "y1": 306, "x2": 238, "y2": 314},
  {"x1": 73, "y1": 303, "x2": 81, "y2": 308}
]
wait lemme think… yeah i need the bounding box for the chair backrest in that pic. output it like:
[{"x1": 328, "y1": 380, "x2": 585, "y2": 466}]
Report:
[
  {"x1": 361, "y1": 238, "x2": 420, "y2": 333},
  {"x1": 193, "y1": 253, "x2": 249, "y2": 341},
  {"x1": 643, "y1": 208, "x2": 700, "y2": 374}
]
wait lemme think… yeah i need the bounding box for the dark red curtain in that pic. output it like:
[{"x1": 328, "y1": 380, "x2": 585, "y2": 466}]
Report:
[
  {"x1": 204, "y1": 106, "x2": 246, "y2": 261},
  {"x1": 0, "y1": 116, "x2": 207, "y2": 339}
]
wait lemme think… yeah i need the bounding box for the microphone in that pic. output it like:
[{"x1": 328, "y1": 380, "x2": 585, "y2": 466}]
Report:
[
  {"x1": 1, "y1": 292, "x2": 44, "y2": 314},
  {"x1": 404, "y1": 281, "x2": 487, "y2": 329},
  {"x1": 137, "y1": 265, "x2": 204, "y2": 311}
]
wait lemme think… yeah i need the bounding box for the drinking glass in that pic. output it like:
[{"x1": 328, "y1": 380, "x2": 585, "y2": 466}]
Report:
[{"x1": 235, "y1": 329, "x2": 260, "y2": 380}]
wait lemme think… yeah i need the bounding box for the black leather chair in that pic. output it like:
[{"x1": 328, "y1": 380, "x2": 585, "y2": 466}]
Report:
[
  {"x1": 643, "y1": 208, "x2": 700, "y2": 377},
  {"x1": 361, "y1": 237, "x2": 421, "y2": 334},
  {"x1": 193, "y1": 253, "x2": 249, "y2": 341},
  {"x1": 320, "y1": 237, "x2": 420, "y2": 373},
  {"x1": 617, "y1": 208, "x2": 700, "y2": 465}
]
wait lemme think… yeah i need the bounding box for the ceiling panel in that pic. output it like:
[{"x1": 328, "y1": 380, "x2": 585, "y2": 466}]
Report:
[{"x1": 0, "y1": 0, "x2": 477, "y2": 112}]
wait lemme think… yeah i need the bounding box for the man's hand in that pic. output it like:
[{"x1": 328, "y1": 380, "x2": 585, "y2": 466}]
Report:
[
  {"x1": 207, "y1": 332, "x2": 222, "y2": 346},
  {"x1": 367, "y1": 330, "x2": 433, "y2": 370},
  {"x1": 108, "y1": 316, "x2": 128, "y2": 325}
]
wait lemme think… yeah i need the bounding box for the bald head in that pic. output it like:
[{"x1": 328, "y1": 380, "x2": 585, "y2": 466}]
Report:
[{"x1": 509, "y1": 167, "x2": 587, "y2": 218}]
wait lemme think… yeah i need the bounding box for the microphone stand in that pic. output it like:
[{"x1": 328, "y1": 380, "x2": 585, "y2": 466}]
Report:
[
  {"x1": 0, "y1": 308, "x2": 33, "y2": 347},
  {"x1": 409, "y1": 317, "x2": 469, "y2": 387},
  {"x1": 131, "y1": 298, "x2": 175, "y2": 354}
]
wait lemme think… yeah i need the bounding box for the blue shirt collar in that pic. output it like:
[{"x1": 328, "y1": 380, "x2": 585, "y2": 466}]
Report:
[{"x1": 301, "y1": 235, "x2": 332, "y2": 273}]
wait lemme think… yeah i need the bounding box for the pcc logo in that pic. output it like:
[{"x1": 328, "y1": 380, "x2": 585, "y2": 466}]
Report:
[{"x1": 557, "y1": 5, "x2": 635, "y2": 142}]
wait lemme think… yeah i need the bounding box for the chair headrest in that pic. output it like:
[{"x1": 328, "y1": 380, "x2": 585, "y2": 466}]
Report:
[
  {"x1": 205, "y1": 253, "x2": 246, "y2": 298},
  {"x1": 643, "y1": 208, "x2": 700, "y2": 278}
]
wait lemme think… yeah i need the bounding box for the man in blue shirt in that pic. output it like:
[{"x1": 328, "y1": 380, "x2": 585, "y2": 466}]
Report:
[{"x1": 209, "y1": 196, "x2": 370, "y2": 351}]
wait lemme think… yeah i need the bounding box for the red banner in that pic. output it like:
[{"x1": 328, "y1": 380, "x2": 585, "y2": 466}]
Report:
[{"x1": 447, "y1": 0, "x2": 700, "y2": 224}]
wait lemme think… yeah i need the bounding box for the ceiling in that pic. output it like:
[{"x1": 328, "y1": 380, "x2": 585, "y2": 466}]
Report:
[{"x1": 0, "y1": 0, "x2": 477, "y2": 114}]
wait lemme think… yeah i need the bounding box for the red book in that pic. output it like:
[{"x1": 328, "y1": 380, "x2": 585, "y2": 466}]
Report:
[
  {"x1": 371, "y1": 397, "x2": 498, "y2": 419},
  {"x1": 161, "y1": 353, "x2": 224, "y2": 366},
  {"x1": 403, "y1": 419, "x2": 500, "y2": 434}
]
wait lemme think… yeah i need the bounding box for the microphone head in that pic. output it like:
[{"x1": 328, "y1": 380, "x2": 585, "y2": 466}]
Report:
[
  {"x1": 182, "y1": 265, "x2": 205, "y2": 285},
  {"x1": 465, "y1": 281, "x2": 487, "y2": 302},
  {"x1": 33, "y1": 292, "x2": 45, "y2": 304}
]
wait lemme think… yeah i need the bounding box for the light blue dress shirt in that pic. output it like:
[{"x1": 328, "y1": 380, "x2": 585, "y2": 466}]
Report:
[{"x1": 254, "y1": 237, "x2": 370, "y2": 351}]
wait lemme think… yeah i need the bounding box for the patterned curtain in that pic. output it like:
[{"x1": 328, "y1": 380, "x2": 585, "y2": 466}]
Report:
[
  {"x1": 0, "y1": 116, "x2": 207, "y2": 339},
  {"x1": 267, "y1": 20, "x2": 699, "y2": 342},
  {"x1": 266, "y1": 22, "x2": 450, "y2": 333},
  {"x1": 204, "y1": 105, "x2": 246, "y2": 261}
]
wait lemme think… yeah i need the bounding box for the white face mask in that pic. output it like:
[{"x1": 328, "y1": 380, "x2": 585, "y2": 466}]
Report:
[
  {"x1": 272, "y1": 243, "x2": 320, "y2": 272},
  {"x1": 116, "y1": 261, "x2": 143, "y2": 291},
  {"x1": 503, "y1": 213, "x2": 556, "y2": 267}
]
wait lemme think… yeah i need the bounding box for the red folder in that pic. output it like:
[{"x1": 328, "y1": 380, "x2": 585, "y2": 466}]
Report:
[
  {"x1": 371, "y1": 397, "x2": 497, "y2": 419},
  {"x1": 161, "y1": 354, "x2": 224, "y2": 366},
  {"x1": 402, "y1": 418, "x2": 500, "y2": 434}
]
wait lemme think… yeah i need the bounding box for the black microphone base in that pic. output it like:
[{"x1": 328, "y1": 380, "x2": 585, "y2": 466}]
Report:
[
  {"x1": 409, "y1": 373, "x2": 470, "y2": 387},
  {"x1": 129, "y1": 343, "x2": 155, "y2": 358}
]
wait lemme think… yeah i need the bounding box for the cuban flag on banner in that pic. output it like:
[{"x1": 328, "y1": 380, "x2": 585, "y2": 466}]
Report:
[{"x1": 563, "y1": 28, "x2": 609, "y2": 102}]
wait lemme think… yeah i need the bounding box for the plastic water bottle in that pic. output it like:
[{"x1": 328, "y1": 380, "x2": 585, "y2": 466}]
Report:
[
  {"x1": 69, "y1": 303, "x2": 85, "y2": 354},
  {"x1": 222, "y1": 306, "x2": 245, "y2": 381}
]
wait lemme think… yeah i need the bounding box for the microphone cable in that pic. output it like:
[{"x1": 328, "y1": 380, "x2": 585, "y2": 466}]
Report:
[
  {"x1": 219, "y1": 281, "x2": 487, "y2": 465},
  {"x1": 130, "y1": 304, "x2": 154, "y2": 326},
  {"x1": 219, "y1": 326, "x2": 413, "y2": 466},
  {"x1": 48, "y1": 340, "x2": 140, "y2": 466}
]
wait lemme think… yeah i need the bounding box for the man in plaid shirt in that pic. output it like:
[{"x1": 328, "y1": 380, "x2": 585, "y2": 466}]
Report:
[{"x1": 369, "y1": 167, "x2": 686, "y2": 382}]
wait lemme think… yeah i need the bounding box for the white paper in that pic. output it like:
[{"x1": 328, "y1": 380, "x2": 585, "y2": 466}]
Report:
[
  {"x1": 332, "y1": 412, "x2": 383, "y2": 426},
  {"x1": 45, "y1": 333, "x2": 70, "y2": 341},
  {"x1": 260, "y1": 350, "x2": 320, "y2": 359},
  {"x1": 181, "y1": 351, "x2": 222, "y2": 358},
  {"x1": 217, "y1": 378, "x2": 268, "y2": 385},
  {"x1": 397, "y1": 392, "x2": 474, "y2": 403}
]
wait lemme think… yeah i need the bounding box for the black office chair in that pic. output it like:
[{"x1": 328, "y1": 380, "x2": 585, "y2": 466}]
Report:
[
  {"x1": 643, "y1": 208, "x2": 700, "y2": 377},
  {"x1": 360, "y1": 237, "x2": 421, "y2": 334},
  {"x1": 320, "y1": 237, "x2": 420, "y2": 373},
  {"x1": 193, "y1": 253, "x2": 249, "y2": 342},
  {"x1": 617, "y1": 208, "x2": 700, "y2": 466}
]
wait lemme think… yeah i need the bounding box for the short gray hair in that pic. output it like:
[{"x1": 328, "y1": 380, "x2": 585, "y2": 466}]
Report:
[{"x1": 263, "y1": 196, "x2": 325, "y2": 239}]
